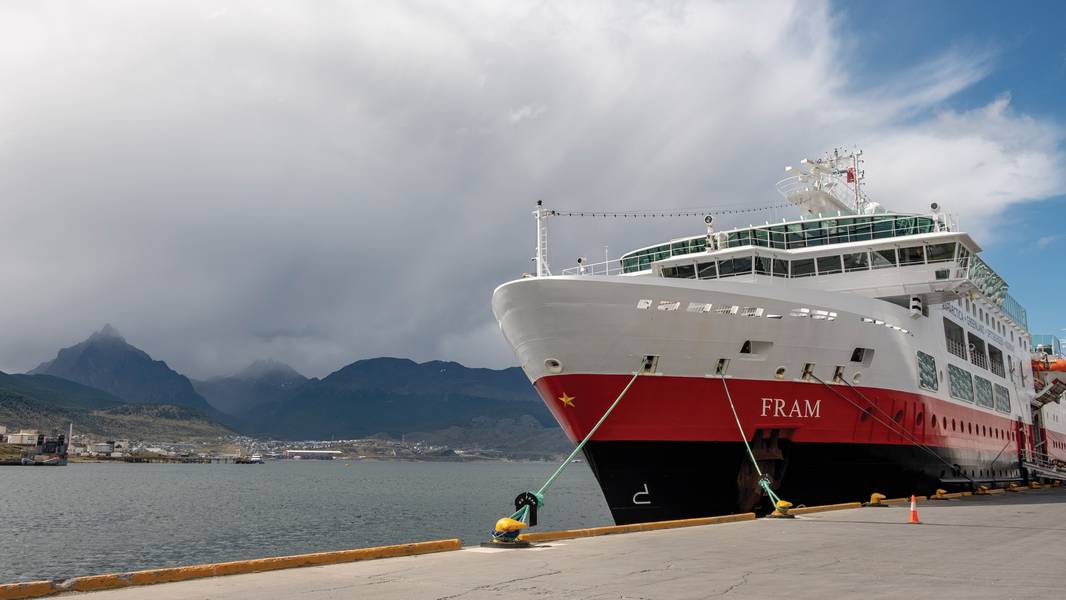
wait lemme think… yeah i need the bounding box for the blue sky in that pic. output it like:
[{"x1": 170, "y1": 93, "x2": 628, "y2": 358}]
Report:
[{"x1": 841, "y1": 0, "x2": 1066, "y2": 339}]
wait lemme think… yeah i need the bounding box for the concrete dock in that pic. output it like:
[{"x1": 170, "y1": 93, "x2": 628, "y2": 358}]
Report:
[{"x1": 36, "y1": 488, "x2": 1066, "y2": 599}]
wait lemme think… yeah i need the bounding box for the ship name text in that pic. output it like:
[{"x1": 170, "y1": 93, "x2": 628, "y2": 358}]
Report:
[{"x1": 761, "y1": 398, "x2": 822, "y2": 418}]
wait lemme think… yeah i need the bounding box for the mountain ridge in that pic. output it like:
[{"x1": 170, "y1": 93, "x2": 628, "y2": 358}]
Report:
[{"x1": 30, "y1": 325, "x2": 212, "y2": 411}]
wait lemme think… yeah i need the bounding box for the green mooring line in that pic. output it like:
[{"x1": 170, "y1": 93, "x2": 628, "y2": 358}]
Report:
[
  {"x1": 511, "y1": 365, "x2": 644, "y2": 522},
  {"x1": 719, "y1": 375, "x2": 783, "y2": 507}
]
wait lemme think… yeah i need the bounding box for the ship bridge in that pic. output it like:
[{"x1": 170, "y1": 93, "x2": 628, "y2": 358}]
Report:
[{"x1": 601, "y1": 210, "x2": 1029, "y2": 335}]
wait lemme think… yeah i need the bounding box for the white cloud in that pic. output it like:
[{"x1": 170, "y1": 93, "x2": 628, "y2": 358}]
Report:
[
  {"x1": 0, "y1": 0, "x2": 1061, "y2": 376},
  {"x1": 1038, "y1": 234, "x2": 1062, "y2": 248}
]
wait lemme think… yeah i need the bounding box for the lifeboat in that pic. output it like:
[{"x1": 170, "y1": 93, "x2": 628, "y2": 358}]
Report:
[{"x1": 1033, "y1": 358, "x2": 1066, "y2": 372}]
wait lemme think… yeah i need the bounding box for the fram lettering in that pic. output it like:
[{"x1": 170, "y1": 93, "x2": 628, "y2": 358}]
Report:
[{"x1": 760, "y1": 398, "x2": 822, "y2": 418}]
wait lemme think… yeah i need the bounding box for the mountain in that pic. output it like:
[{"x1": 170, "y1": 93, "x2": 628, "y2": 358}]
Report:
[
  {"x1": 0, "y1": 371, "x2": 232, "y2": 440},
  {"x1": 30, "y1": 325, "x2": 212, "y2": 410},
  {"x1": 315, "y1": 357, "x2": 539, "y2": 402},
  {"x1": 193, "y1": 360, "x2": 308, "y2": 420},
  {"x1": 247, "y1": 357, "x2": 552, "y2": 440}
]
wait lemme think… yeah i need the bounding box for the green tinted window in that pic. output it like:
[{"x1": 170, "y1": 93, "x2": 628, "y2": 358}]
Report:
[
  {"x1": 974, "y1": 377, "x2": 994, "y2": 409},
  {"x1": 844, "y1": 252, "x2": 869, "y2": 272},
  {"x1": 871, "y1": 248, "x2": 897, "y2": 269},
  {"x1": 816, "y1": 255, "x2": 843, "y2": 275},
  {"x1": 791, "y1": 258, "x2": 815, "y2": 277},
  {"x1": 918, "y1": 351, "x2": 938, "y2": 391},
  {"x1": 994, "y1": 384, "x2": 1011, "y2": 413},
  {"x1": 948, "y1": 364, "x2": 974, "y2": 403}
]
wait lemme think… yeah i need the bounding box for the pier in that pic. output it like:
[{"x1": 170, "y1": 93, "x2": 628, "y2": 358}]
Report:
[{"x1": 5, "y1": 485, "x2": 1066, "y2": 600}]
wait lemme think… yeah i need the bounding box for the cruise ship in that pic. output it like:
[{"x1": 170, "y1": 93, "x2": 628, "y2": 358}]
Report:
[{"x1": 492, "y1": 150, "x2": 1066, "y2": 524}]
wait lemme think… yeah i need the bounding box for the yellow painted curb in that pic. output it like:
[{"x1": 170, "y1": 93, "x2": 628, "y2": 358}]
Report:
[
  {"x1": 789, "y1": 502, "x2": 863, "y2": 515},
  {"x1": 0, "y1": 539, "x2": 461, "y2": 600},
  {"x1": 0, "y1": 582, "x2": 53, "y2": 600},
  {"x1": 985, "y1": 488, "x2": 1006, "y2": 494},
  {"x1": 517, "y1": 513, "x2": 756, "y2": 543},
  {"x1": 930, "y1": 491, "x2": 967, "y2": 500},
  {"x1": 882, "y1": 495, "x2": 928, "y2": 505}
]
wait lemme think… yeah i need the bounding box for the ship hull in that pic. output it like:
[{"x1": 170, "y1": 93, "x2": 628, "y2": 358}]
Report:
[
  {"x1": 582, "y1": 439, "x2": 1020, "y2": 523},
  {"x1": 492, "y1": 275, "x2": 1036, "y2": 524}
]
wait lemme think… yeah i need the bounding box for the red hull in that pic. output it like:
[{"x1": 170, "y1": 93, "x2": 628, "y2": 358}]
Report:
[{"x1": 534, "y1": 374, "x2": 1035, "y2": 456}]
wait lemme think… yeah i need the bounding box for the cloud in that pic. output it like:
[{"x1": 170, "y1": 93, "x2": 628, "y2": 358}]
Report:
[
  {"x1": 1038, "y1": 235, "x2": 1062, "y2": 248},
  {"x1": 0, "y1": 1, "x2": 1062, "y2": 377}
]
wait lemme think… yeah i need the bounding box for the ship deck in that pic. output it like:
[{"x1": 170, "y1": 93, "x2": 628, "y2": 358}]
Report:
[{"x1": 60, "y1": 486, "x2": 1066, "y2": 600}]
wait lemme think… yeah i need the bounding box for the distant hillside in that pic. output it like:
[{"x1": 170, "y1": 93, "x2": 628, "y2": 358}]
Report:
[
  {"x1": 30, "y1": 325, "x2": 212, "y2": 410},
  {"x1": 193, "y1": 360, "x2": 308, "y2": 420},
  {"x1": 320, "y1": 358, "x2": 539, "y2": 402},
  {"x1": 245, "y1": 357, "x2": 552, "y2": 440},
  {"x1": 0, "y1": 372, "x2": 231, "y2": 440},
  {"x1": 0, "y1": 371, "x2": 126, "y2": 410}
]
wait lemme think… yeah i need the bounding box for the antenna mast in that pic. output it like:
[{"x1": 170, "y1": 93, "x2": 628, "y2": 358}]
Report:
[{"x1": 533, "y1": 201, "x2": 552, "y2": 277}]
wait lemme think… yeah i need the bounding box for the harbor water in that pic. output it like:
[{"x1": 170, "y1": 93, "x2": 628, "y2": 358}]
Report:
[{"x1": 0, "y1": 460, "x2": 611, "y2": 584}]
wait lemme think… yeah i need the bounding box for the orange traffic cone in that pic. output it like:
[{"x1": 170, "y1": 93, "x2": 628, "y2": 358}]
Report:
[{"x1": 908, "y1": 494, "x2": 921, "y2": 524}]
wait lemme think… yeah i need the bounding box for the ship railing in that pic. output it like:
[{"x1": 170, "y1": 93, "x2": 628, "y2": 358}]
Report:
[
  {"x1": 560, "y1": 257, "x2": 626, "y2": 276},
  {"x1": 946, "y1": 338, "x2": 968, "y2": 360}
]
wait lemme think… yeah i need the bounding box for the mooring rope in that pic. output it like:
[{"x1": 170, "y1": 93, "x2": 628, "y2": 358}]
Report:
[
  {"x1": 506, "y1": 361, "x2": 645, "y2": 527},
  {"x1": 718, "y1": 375, "x2": 787, "y2": 508},
  {"x1": 810, "y1": 373, "x2": 974, "y2": 485}
]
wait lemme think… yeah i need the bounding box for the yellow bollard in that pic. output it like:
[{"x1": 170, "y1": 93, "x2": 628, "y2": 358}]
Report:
[
  {"x1": 930, "y1": 488, "x2": 948, "y2": 500},
  {"x1": 767, "y1": 499, "x2": 795, "y2": 519},
  {"x1": 866, "y1": 492, "x2": 887, "y2": 507}
]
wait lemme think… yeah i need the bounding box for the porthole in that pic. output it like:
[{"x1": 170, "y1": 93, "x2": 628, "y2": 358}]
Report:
[
  {"x1": 544, "y1": 358, "x2": 563, "y2": 374},
  {"x1": 916, "y1": 411, "x2": 924, "y2": 426},
  {"x1": 852, "y1": 372, "x2": 863, "y2": 384},
  {"x1": 931, "y1": 414, "x2": 937, "y2": 428},
  {"x1": 952, "y1": 419, "x2": 956, "y2": 431},
  {"x1": 774, "y1": 366, "x2": 787, "y2": 379}
]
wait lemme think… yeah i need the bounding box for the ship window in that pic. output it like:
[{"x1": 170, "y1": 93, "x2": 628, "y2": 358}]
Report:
[
  {"x1": 754, "y1": 256, "x2": 773, "y2": 276},
  {"x1": 988, "y1": 344, "x2": 1005, "y2": 378},
  {"x1": 948, "y1": 364, "x2": 974, "y2": 403},
  {"x1": 816, "y1": 255, "x2": 843, "y2": 275},
  {"x1": 872, "y1": 218, "x2": 895, "y2": 239},
  {"x1": 801, "y1": 363, "x2": 815, "y2": 381},
  {"x1": 968, "y1": 333, "x2": 988, "y2": 370},
  {"x1": 994, "y1": 384, "x2": 1011, "y2": 413},
  {"x1": 943, "y1": 318, "x2": 966, "y2": 359},
  {"x1": 931, "y1": 414, "x2": 936, "y2": 428},
  {"x1": 791, "y1": 258, "x2": 815, "y2": 278},
  {"x1": 697, "y1": 261, "x2": 717, "y2": 279},
  {"x1": 843, "y1": 252, "x2": 870, "y2": 272},
  {"x1": 871, "y1": 248, "x2": 897, "y2": 269},
  {"x1": 661, "y1": 264, "x2": 696, "y2": 279},
  {"x1": 899, "y1": 246, "x2": 925, "y2": 265},
  {"x1": 772, "y1": 258, "x2": 789, "y2": 278},
  {"x1": 917, "y1": 351, "x2": 938, "y2": 391},
  {"x1": 733, "y1": 256, "x2": 752, "y2": 275},
  {"x1": 925, "y1": 243, "x2": 956, "y2": 263},
  {"x1": 718, "y1": 257, "x2": 752, "y2": 278}
]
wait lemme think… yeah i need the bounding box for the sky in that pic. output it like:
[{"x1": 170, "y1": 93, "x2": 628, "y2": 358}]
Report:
[{"x1": 0, "y1": 0, "x2": 1063, "y2": 378}]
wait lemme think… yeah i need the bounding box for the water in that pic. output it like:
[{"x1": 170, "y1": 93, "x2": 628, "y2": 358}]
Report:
[{"x1": 0, "y1": 460, "x2": 611, "y2": 583}]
